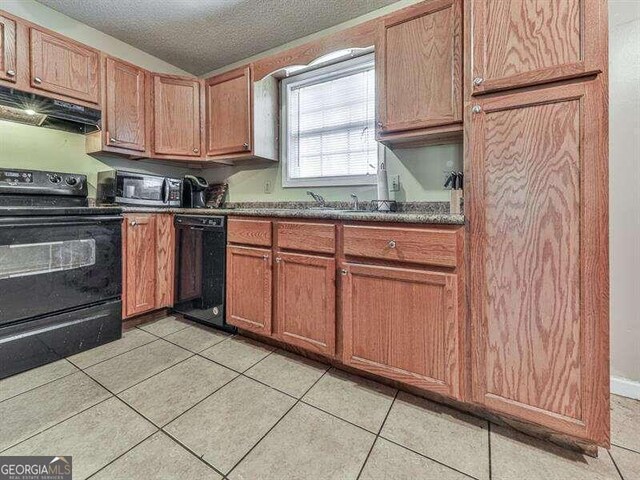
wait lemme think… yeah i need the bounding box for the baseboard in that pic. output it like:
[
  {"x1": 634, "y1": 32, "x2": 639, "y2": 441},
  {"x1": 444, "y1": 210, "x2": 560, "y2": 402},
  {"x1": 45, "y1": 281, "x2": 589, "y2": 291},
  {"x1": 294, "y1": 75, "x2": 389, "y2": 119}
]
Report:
[{"x1": 611, "y1": 375, "x2": 640, "y2": 400}]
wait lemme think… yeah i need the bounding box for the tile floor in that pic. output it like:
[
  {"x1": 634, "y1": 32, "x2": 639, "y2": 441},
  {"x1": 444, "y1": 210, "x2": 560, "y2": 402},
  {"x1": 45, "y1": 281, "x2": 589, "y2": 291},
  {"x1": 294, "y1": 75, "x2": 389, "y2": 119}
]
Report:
[{"x1": 0, "y1": 315, "x2": 638, "y2": 480}]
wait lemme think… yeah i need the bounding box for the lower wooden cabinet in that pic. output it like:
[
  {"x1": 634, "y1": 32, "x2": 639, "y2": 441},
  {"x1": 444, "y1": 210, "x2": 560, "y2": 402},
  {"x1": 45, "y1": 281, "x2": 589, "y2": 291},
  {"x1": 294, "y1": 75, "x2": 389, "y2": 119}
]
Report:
[
  {"x1": 122, "y1": 213, "x2": 174, "y2": 319},
  {"x1": 274, "y1": 252, "x2": 336, "y2": 356},
  {"x1": 226, "y1": 245, "x2": 272, "y2": 334},
  {"x1": 341, "y1": 263, "x2": 461, "y2": 398}
]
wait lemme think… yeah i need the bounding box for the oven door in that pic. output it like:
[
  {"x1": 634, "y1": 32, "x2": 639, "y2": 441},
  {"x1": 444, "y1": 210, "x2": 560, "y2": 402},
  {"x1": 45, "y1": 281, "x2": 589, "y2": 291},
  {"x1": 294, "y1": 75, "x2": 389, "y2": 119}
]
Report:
[
  {"x1": 0, "y1": 215, "x2": 122, "y2": 326},
  {"x1": 115, "y1": 173, "x2": 168, "y2": 207}
]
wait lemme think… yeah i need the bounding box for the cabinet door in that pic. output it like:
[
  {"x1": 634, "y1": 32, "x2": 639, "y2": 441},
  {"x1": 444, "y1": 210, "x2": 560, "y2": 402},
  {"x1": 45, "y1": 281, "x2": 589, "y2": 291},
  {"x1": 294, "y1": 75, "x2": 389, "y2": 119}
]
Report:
[
  {"x1": 275, "y1": 252, "x2": 335, "y2": 356},
  {"x1": 342, "y1": 263, "x2": 460, "y2": 398},
  {"x1": 155, "y1": 214, "x2": 175, "y2": 308},
  {"x1": 469, "y1": 0, "x2": 606, "y2": 95},
  {"x1": 105, "y1": 58, "x2": 147, "y2": 152},
  {"x1": 377, "y1": 0, "x2": 462, "y2": 134},
  {"x1": 467, "y1": 80, "x2": 609, "y2": 444},
  {"x1": 153, "y1": 75, "x2": 202, "y2": 157},
  {"x1": 226, "y1": 246, "x2": 272, "y2": 334},
  {"x1": 205, "y1": 66, "x2": 252, "y2": 156},
  {"x1": 30, "y1": 27, "x2": 99, "y2": 103},
  {"x1": 0, "y1": 15, "x2": 17, "y2": 83},
  {"x1": 123, "y1": 214, "x2": 157, "y2": 318}
]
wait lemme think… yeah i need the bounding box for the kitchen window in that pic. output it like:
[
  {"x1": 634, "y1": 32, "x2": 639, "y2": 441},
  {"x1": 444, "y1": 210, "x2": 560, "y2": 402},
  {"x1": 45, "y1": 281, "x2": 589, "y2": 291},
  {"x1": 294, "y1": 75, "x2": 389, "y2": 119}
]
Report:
[{"x1": 280, "y1": 52, "x2": 378, "y2": 187}]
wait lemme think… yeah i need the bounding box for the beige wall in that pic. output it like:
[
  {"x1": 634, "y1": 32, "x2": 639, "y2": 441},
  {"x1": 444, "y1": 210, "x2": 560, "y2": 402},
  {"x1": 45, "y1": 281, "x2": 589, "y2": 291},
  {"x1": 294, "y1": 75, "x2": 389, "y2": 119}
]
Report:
[
  {"x1": 201, "y1": 0, "x2": 460, "y2": 203},
  {"x1": 0, "y1": 0, "x2": 192, "y2": 195},
  {"x1": 609, "y1": 0, "x2": 640, "y2": 387}
]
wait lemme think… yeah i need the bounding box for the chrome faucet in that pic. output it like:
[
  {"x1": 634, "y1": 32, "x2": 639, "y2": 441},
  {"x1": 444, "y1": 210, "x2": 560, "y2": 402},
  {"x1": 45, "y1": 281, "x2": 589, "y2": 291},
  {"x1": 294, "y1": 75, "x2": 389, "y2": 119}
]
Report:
[
  {"x1": 350, "y1": 193, "x2": 359, "y2": 211},
  {"x1": 307, "y1": 191, "x2": 326, "y2": 207}
]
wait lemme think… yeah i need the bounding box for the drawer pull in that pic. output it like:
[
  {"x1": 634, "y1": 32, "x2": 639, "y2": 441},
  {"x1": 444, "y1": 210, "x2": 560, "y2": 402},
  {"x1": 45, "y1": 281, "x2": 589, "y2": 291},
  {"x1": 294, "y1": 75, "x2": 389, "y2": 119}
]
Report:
[
  {"x1": 263, "y1": 255, "x2": 269, "y2": 260},
  {"x1": 130, "y1": 221, "x2": 137, "y2": 227},
  {"x1": 34, "y1": 77, "x2": 42, "y2": 84},
  {"x1": 340, "y1": 269, "x2": 348, "y2": 276},
  {"x1": 387, "y1": 240, "x2": 396, "y2": 249},
  {"x1": 275, "y1": 257, "x2": 281, "y2": 263},
  {"x1": 6, "y1": 70, "x2": 16, "y2": 77}
]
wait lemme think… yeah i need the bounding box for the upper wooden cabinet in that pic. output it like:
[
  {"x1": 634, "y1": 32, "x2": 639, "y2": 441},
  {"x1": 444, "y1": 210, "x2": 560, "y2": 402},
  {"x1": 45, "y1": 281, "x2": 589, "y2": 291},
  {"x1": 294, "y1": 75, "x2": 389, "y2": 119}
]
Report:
[
  {"x1": 467, "y1": 80, "x2": 609, "y2": 445},
  {"x1": 0, "y1": 14, "x2": 17, "y2": 83},
  {"x1": 104, "y1": 57, "x2": 147, "y2": 153},
  {"x1": 469, "y1": 0, "x2": 606, "y2": 95},
  {"x1": 29, "y1": 27, "x2": 99, "y2": 104},
  {"x1": 205, "y1": 65, "x2": 278, "y2": 162},
  {"x1": 152, "y1": 74, "x2": 203, "y2": 158},
  {"x1": 206, "y1": 66, "x2": 252, "y2": 156},
  {"x1": 376, "y1": 0, "x2": 462, "y2": 146}
]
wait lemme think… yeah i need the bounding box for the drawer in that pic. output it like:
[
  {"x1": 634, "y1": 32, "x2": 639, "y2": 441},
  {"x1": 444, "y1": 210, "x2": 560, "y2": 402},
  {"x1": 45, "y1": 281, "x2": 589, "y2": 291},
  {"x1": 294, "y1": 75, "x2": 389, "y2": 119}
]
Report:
[
  {"x1": 227, "y1": 218, "x2": 272, "y2": 247},
  {"x1": 343, "y1": 225, "x2": 459, "y2": 268},
  {"x1": 277, "y1": 221, "x2": 335, "y2": 254}
]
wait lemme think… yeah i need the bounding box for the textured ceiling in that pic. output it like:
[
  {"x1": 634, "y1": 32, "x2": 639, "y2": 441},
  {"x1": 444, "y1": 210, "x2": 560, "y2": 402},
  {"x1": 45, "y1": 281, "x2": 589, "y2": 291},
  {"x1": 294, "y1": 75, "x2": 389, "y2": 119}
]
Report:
[{"x1": 35, "y1": 0, "x2": 398, "y2": 75}]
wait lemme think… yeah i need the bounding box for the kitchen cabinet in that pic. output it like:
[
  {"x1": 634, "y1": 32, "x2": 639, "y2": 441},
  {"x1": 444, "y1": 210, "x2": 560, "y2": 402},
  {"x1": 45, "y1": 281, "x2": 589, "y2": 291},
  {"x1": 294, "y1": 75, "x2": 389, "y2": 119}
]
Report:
[
  {"x1": 274, "y1": 252, "x2": 336, "y2": 356},
  {"x1": 467, "y1": 79, "x2": 609, "y2": 445},
  {"x1": 376, "y1": 0, "x2": 462, "y2": 147},
  {"x1": 226, "y1": 245, "x2": 273, "y2": 335},
  {"x1": 29, "y1": 27, "x2": 100, "y2": 104},
  {"x1": 152, "y1": 74, "x2": 203, "y2": 159},
  {"x1": 342, "y1": 263, "x2": 461, "y2": 398},
  {"x1": 205, "y1": 65, "x2": 278, "y2": 162},
  {"x1": 104, "y1": 57, "x2": 148, "y2": 153},
  {"x1": 122, "y1": 213, "x2": 175, "y2": 319},
  {"x1": 0, "y1": 14, "x2": 17, "y2": 83},
  {"x1": 468, "y1": 0, "x2": 606, "y2": 95},
  {"x1": 122, "y1": 214, "x2": 157, "y2": 318}
]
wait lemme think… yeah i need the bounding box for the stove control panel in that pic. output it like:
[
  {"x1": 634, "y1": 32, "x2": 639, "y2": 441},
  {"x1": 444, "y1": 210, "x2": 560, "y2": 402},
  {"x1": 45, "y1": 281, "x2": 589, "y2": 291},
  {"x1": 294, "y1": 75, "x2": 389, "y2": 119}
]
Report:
[{"x1": 0, "y1": 169, "x2": 88, "y2": 197}]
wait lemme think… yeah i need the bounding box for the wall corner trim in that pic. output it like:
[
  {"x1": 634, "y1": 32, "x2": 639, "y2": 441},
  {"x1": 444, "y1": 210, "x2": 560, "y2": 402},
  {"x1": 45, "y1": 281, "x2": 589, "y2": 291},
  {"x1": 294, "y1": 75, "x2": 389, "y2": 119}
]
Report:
[{"x1": 611, "y1": 375, "x2": 640, "y2": 400}]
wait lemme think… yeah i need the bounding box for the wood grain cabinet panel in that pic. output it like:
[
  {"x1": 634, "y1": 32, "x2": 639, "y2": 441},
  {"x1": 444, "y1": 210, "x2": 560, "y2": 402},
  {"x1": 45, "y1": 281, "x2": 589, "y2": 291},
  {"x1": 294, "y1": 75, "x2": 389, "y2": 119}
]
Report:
[
  {"x1": 152, "y1": 74, "x2": 202, "y2": 157},
  {"x1": 155, "y1": 214, "x2": 175, "y2": 308},
  {"x1": 227, "y1": 218, "x2": 272, "y2": 247},
  {"x1": 343, "y1": 225, "x2": 458, "y2": 268},
  {"x1": 226, "y1": 245, "x2": 273, "y2": 335},
  {"x1": 342, "y1": 263, "x2": 461, "y2": 398},
  {"x1": 105, "y1": 57, "x2": 147, "y2": 152},
  {"x1": 468, "y1": 80, "x2": 609, "y2": 445},
  {"x1": 276, "y1": 221, "x2": 335, "y2": 254},
  {"x1": 275, "y1": 252, "x2": 336, "y2": 356},
  {"x1": 122, "y1": 214, "x2": 157, "y2": 318},
  {"x1": 30, "y1": 27, "x2": 99, "y2": 103},
  {"x1": 0, "y1": 14, "x2": 17, "y2": 83},
  {"x1": 469, "y1": 0, "x2": 606, "y2": 94},
  {"x1": 377, "y1": 0, "x2": 462, "y2": 135},
  {"x1": 206, "y1": 66, "x2": 252, "y2": 156}
]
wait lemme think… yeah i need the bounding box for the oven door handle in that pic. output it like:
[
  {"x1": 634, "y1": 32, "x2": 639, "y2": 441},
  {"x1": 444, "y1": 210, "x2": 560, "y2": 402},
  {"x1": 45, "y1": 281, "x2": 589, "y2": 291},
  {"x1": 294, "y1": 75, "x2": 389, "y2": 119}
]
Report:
[{"x1": 0, "y1": 215, "x2": 123, "y2": 227}]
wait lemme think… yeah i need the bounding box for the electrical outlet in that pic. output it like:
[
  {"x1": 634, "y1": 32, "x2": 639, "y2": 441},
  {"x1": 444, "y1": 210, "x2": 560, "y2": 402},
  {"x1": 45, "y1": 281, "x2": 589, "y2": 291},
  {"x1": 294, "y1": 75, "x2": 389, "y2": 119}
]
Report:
[
  {"x1": 264, "y1": 180, "x2": 272, "y2": 194},
  {"x1": 390, "y1": 175, "x2": 400, "y2": 192}
]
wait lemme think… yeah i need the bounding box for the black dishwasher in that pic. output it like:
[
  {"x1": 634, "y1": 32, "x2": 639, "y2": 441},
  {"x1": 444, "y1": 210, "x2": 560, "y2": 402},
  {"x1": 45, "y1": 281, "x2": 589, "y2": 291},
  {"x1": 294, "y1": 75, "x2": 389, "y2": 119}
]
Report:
[{"x1": 173, "y1": 215, "x2": 236, "y2": 333}]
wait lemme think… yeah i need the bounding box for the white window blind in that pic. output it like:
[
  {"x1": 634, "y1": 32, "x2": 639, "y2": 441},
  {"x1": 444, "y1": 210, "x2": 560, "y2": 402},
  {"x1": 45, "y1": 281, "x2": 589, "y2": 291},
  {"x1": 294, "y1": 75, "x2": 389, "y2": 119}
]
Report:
[{"x1": 281, "y1": 53, "x2": 378, "y2": 187}]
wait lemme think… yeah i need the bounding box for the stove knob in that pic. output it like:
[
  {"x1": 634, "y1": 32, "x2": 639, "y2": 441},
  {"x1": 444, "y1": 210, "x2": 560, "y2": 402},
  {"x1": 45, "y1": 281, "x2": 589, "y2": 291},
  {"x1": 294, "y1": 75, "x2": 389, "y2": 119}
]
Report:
[
  {"x1": 65, "y1": 177, "x2": 78, "y2": 186},
  {"x1": 48, "y1": 174, "x2": 62, "y2": 184}
]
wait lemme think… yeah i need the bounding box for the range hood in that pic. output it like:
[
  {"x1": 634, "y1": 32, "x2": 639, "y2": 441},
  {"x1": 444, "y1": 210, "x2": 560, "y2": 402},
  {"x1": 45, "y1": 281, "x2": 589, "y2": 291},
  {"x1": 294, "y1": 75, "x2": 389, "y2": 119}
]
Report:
[{"x1": 0, "y1": 86, "x2": 100, "y2": 134}]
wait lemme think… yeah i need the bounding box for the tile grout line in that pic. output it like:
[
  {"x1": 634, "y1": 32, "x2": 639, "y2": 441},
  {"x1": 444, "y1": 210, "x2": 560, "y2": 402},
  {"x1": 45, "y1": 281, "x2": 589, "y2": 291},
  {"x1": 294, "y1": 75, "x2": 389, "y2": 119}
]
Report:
[
  {"x1": 66, "y1": 337, "x2": 162, "y2": 371},
  {"x1": 0, "y1": 392, "x2": 115, "y2": 454},
  {"x1": 610, "y1": 442, "x2": 640, "y2": 456},
  {"x1": 161, "y1": 428, "x2": 227, "y2": 478},
  {"x1": 0, "y1": 363, "x2": 80, "y2": 405},
  {"x1": 224, "y1": 367, "x2": 331, "y2": 478},
  {"x1": 607, "y1": 447, "x2": 626, "y2": 480},
  {"x1": 355, "y1": 389, "x2": 398, "y2": 480}
]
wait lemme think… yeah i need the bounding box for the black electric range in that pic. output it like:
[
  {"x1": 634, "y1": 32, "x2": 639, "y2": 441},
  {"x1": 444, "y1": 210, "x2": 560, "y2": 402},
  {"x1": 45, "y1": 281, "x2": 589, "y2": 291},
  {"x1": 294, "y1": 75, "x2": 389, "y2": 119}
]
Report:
[{"x1": 0, "y1": 168, "x2": 123, "y2": 379}]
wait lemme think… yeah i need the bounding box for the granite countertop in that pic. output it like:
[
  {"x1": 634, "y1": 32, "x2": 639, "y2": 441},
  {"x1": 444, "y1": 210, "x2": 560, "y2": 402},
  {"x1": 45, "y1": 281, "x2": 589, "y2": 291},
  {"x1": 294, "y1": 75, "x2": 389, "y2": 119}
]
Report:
[{"x1": 118, "y1": 206, "x2": 464, "y2": 225}]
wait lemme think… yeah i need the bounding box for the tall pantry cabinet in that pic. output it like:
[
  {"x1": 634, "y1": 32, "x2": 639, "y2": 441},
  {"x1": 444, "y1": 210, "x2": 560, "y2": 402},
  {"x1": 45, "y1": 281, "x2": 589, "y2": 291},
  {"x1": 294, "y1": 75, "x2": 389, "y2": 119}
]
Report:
[{"x1": 465, "y1": 0, "x2": 609, "y2": 447}]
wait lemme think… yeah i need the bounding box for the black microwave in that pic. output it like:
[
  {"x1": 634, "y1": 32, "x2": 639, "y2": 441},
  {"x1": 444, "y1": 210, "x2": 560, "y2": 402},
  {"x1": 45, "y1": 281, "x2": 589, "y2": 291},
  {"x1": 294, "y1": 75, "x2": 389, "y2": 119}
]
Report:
[{"x1": 97, "y1": 170, "x2": 182, "y2": 207}]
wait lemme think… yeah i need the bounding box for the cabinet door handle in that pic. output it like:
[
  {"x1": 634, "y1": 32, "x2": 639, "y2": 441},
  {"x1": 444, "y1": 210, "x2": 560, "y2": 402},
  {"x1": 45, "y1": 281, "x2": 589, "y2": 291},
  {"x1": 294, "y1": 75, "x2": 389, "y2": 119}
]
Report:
[
  {"x1": 109, "y1": 137, "x2": 118, "y2": 143},
  {"x1": 376, "y1": 121, "x2": 383, "y2": 128},
  {"x1": 340, "y1": 269, "x2": 348, "y2": 276},
  {"x1": 242, "y1": 143, "x2": 249, "y2": 150},
  {"x1": 130, "y1": 221, "x2": 138, "y2": 227},
  {"x1": 275, "y1": 257, "x2": 281, "y2": 263},
  {"x1": 6, "y1": 70, "x2": 16, "y2": 77},
  {"x1": 193, "y1": 148, "x2": 199, "y2": 153},
  {"x1": 387, "y1": 240, "x2": 396, "y2": 249},
  {"x1": 263, "y1": 255, "x2": 269, "y2": 260},
  {"x1": 472, "y1": 105, "x2": 482, "y2": 114},
  {"x1": 473, "y1": 77, "x2": 484, "y2": 86},
  {"x1": 33, "y1": 77, "x2": 42, "y2": 84}
]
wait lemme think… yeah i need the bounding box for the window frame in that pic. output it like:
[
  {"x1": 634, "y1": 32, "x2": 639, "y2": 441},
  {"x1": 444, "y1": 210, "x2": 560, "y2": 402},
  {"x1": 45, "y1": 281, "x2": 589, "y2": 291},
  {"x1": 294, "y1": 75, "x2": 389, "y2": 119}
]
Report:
[{"x1": 280, "y1": 52, "x2": 378, "y2": 188}]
